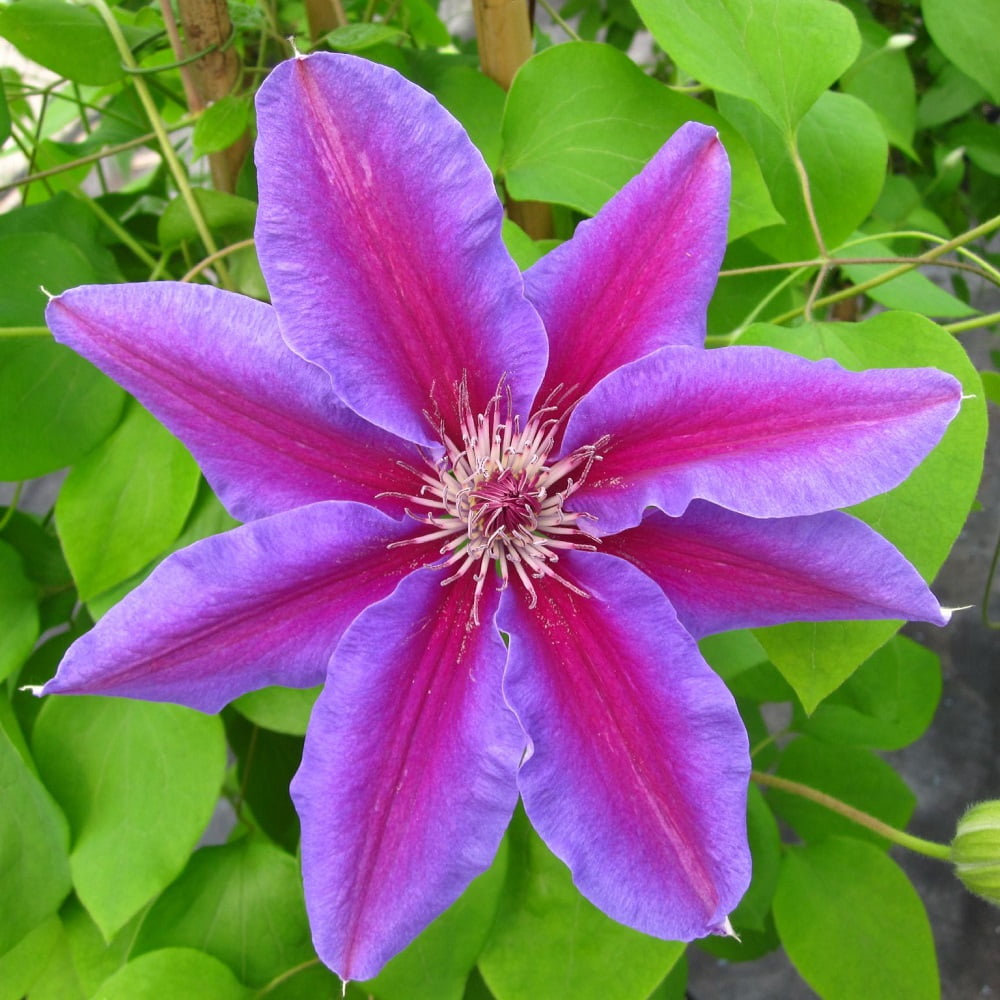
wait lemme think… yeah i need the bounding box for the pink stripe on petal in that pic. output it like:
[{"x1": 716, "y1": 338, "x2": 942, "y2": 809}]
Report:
[
  {"x1": 525, "y1": 123, "x2": 729, "y2": 409},
  {"x1": 41, "y1": 503, "x2": 425, "y2": 713},
  {"x1": 604, "y1": 504, "x2": 949, "y2": 639},
  {"x1": 499, "y1": 551, "x2": 750, "y2": 942},
  {"x1": 566, "y1": 345, "x2": 962, "y2": 534},
  {"x1": 46, "y1": 284, "x2": 418, "y2": 522},
  {"x1": 293, "y1": 570, "x2": 522, "y2": 981},
  {"x1": 255, "y1": 54, "x2": 548, "y2": 446}
]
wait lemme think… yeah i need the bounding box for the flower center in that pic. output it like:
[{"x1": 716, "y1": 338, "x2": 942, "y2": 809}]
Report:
[{"x1": 389, "y1": 384, "x2": 604, "y2": 624}]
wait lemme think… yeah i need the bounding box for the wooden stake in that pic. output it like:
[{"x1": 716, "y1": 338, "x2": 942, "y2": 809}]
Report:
[
  {"x1": 472, "y1": 0, "x2": 553, "y2": 239},
  {"x1": 305, "y1": 0, "x2": 347, "y2": 41},
  {"x1": 177, "y1": 0, "x2": 251, "y2": 192}
]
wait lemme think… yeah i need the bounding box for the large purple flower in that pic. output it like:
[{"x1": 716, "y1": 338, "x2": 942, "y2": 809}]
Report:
[{"x1": 41, "y1": 53, "x2": 960, "y2": 981}]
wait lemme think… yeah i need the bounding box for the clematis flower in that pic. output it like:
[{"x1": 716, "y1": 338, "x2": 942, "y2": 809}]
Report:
[{"x1": 40, "y1": 52, "x2": 961, "y2": 982}]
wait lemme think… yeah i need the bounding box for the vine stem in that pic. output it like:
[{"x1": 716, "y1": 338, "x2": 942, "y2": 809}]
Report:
[
  {"x1": 0, "y1": 117, "x2": 199, "y2": 196},
  {"x1": 767, "y1": 212, "x2": 1000, "y2": 326},
  {"x1": 180, "y1": 237, "x2": 256, "y2": 282},
  {"x1": 944, "y1": 310, "x2": 1000, "y2": 334},
  {"x1": 83, "y1": 0, "x2": 232, "y2": 288},
  {"x1": 752, "y1": 770, "x2": 953, "y2": 861}
]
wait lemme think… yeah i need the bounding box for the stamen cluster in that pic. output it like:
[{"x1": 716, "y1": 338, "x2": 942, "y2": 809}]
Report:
[{"x1": 394, "y1": 387, "x2": 604, "y2": 623}]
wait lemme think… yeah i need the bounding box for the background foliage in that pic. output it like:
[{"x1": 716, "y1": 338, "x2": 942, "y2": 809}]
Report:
[{"x1": 1, "y1": 0, "x2": 998, "y2": 996}]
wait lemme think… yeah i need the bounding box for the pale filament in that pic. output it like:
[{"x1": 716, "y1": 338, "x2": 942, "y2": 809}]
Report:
[{"x1": 386, "y1": 382, "x2": 606, "y2": 625}]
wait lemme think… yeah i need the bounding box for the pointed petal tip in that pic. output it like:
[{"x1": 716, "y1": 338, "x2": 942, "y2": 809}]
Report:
[
  {"x1": 942, "y1": 604, "x2": 973, "y2": 621},
  {"x1": 713, "y1": 916, "x2": 741, "y2": 941},
  {"x1": 18, "y1": 684, "x2": 45, "y2": 697}
]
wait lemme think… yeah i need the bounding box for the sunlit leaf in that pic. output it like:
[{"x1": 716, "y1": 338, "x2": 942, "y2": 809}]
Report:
[
  {"x1": 479, "y1": 812, "x2": 682, "y2": 1000},
  {"x1": 774, "y1": 838, "x2": 939, "y2": 999},
  {"x1": 923, "y1": 0, "x2": 1000, "y2": 103},
  {"x1": 633, "y1": 0, "x2": 860, "y2": 134},
  {"x1": 32, "y1": 697, "x2": 226, "y2": 938},
  {"x1": 501, "y1": 42, "x2": 781, "y2": 241},
  {"x1": 56, "y1": 400, "x2": 200, "y2": 601}
]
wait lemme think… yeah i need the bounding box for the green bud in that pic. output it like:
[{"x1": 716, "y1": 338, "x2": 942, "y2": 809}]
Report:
[{"x1": 951, "y1": 801, "x2": 1000, "y2": 906}]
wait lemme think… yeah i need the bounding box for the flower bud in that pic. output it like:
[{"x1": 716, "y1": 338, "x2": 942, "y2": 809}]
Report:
[
  {"x1": 885, "y1": 33, "x2": 917, "y2": 51},
  {"x1": 951, "y1": 801, "x2": 1000, "y2": 905}
]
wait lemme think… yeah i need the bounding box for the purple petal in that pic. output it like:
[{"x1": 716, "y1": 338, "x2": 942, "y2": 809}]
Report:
[
  {"x1": 293, "y1": 570, "x2": 522, "y2": 981},
  {"x1": 524, "y1": 123, "x2": 729, "y2": 410},
  {"x1": 46, "y1": 284, "x2": 419, "y2": 522},
  {"x1": 498, "y1": 550, "x2": 750, "y2": 942},
  {"x1": 255, "y1": 53, "x2": 548, "y2": 446},
  {"x1": 41, "y1": 503, "x2": 425, "y2": 713},
  {"x1": 603, "y1": 503, "x2": 949, "y2": 638},
  {"x1": 565, "y1": 345, "x2": 962, "y2": 534}
]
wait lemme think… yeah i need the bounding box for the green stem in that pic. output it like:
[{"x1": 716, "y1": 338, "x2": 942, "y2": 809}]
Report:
[
  {"x1": 0, "y1": 117, "x2": 198, "y2": 196},
  {"x1": 0, "y1": 482, "x2": 24, "y2": 532},
  {"x1": 767, "y1": 213, "x2": 1000, "y2": 325},
  {"x1": 535, "y1": 0, "x2": 581, "y2": 40},
  {"x1": 0, "y1": 327, "x2": 52, "y2": 338},
  {"x1": 83, "y1": 0, "x2": 232, "y2": 288},
  {"x1": 255, "y1": 958, "x2": 323, "y2": 997},
  {"x1": 78, "y1": 193, "x2": 160, "y2": 270},
  {"x1": 752, "y1": 770, "x2": 953, "y2": 860},
  {"x1": 943, "y1": 310, "x2": 1000, "y2": 334}
]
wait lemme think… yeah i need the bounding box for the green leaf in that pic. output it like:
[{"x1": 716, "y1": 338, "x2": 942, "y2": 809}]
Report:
[
  {"x1": 54, "y1": 899, "x2": 145, "y2": 999},
  {"x1": 840, "y1": 233, "x2": 976, "y2": 318},
  {"x1": 840, "y1": 14, "x2": 917, "y2": 157},
  {"x1": 55, "y1": 400, "x2": 200, "y2": 601},
  {"x1": 0, "y1": 231, "x2": 100, "y2": 327},
  {"x1": 325, "y1": 23, "x2": 405, "y2": 52},
  {"x1": 0, "y1": 724, "x2": 72, "y2": 956},
  {"x1": 401, "y1": 0, "x2": 449, "y2": 48},
  {"x1": 479, "y1": 812, "x2": 683, "y2": 1000},
  {"x1": 774, "y1": 837, "x2": 939, "y2": 999},
  {"x1": 366, "y1": 841, "x2": 508, "y2": 1000},
  {"x1": 0, "y1": 229, "x2": 125, "y2": 478},
  {"x1": 982, "y1": 370, "x2": 1000, "y2": 406},
  {"x1": 0, "y1": 338, "x2": 125, "y2": 480},
  {"x1": 741, "y1": 313, "x2": 987, "y2": 710},
  {"x1": 917, "y1": 62, "x2": 987, "y2": 130},
  {"x1": 501, "y1": 219, "x2": 545, "y2": 271},
  {"x1": 947, "y1": 120, "x2": 1000, "y2": 176},
  {"x1": 158, "y1": 189, "x2": 257, "y2": 250},
  {"x1": 32, "y1": 697, "x2": 226, "y2": 938},
  {"x1": 233, "y1": 685, "x2": 321, "y2": 736},
  {"x1": 92, "y1": 948, "x2": 253, "y2": 1000},
  {"x1": 0, "y1": 916, "x2": 61, "y2": 1000},
  {"x1": 0, "y1": 193, "x2": 123, "y2": 284},
  {"x1": 501, "y1": 42, "x2": 781, "y2": 242},
  {"x1": 923, "y1": 0, "x2": 1000, "y2": 103},
  {"x1": 768, "y1": 738, "x2": 915, "y2": 848},
  {"x1": 223, "y1": 712, "x2": 302, "y2": 853},
  {"x1": 800, "y1": 636, "x2": 942, "y2": 750},
  {"x1": 632, "y1": 0, "x2": 860, "y2": 134},
  {"x1": 0, "y1": 0, "x2": 123, "y2": 86},
  {"x1": 85, "y1": 480, "x2": 238, "y2": 620},
  {"x1": 433, "y1": 66, "x2": 505, "y2": 173},
  {"x1": 192, "y1": 97, "x2": 250, "y2": 159},
  {"x1": 0, "y1": 540, "x2": 39, "y2": 682},
  {"x1": 135, "y1": 837, "x2": 314, "y2": 988},
  {"x1": 720, "y1": 90, "x2": 887, "y2": 262}
]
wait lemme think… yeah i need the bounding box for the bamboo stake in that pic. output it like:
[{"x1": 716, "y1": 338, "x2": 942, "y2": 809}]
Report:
[
  {"x1": 305, "y1": 0, "x2": 348, "y2": 41},
  {"x1": 177, "y1": 0, "x2": 250, "y2": 192},
  {"x1": 472, "y1": 0, "x2": 553, "y2": 239}
]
